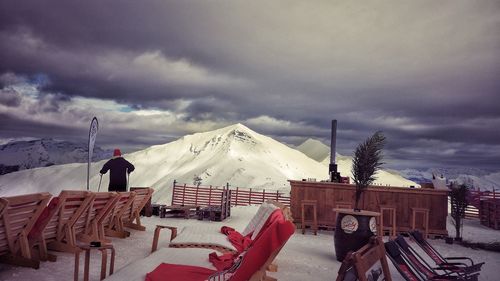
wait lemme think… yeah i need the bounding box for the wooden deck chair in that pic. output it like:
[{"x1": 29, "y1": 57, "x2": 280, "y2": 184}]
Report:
[
  {"x1": 104, "y1": 191, "x2": 136, "y2": 238},
  {"x1": 29, "y1": 190, "x2": 95, "y2": 259},
  {"x1": 122, "y1": 187, "x2": 154, "y2": 231},
  {"x1": 0, "y1": 192, "x2": 51, "y2": 269},
  {"x1": 163, "y1": 201, "x2": 285, "y2": 254},
  {"x1": 409, "y1": 230, "x2": 484, "y2": 274},
  {"x1": 395, "y1": 235, "x2": 478, "y2": 281},
  {"x1": 104, "y1": 208, "x2": 295, "y2": 281},
  {"x1": 385, "y1": 240, "x2": 476, "y2": 281},
  {"x1": 79, "y1": 192, "x2": 120, "y2": 244}
]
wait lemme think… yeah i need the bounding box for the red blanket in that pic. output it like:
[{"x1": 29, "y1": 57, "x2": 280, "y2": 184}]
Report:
[{"x1": 145, "y1": 263, "x2": 216, "y2": 281}]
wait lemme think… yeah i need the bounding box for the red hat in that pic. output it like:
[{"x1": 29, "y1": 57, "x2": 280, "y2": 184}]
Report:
[{"x1": 113, "y1": 148, "x2": 122, "y2": 157}]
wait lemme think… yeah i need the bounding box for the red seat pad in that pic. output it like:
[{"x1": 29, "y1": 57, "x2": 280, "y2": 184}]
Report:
[{"x1": 145, "y1": 263, "x2": 216, "y2": 281}]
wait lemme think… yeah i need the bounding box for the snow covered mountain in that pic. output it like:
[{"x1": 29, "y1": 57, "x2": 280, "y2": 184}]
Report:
[
  {"x1": 399, "y1": 168, "x2": 500, "y2": 191},
  {"x1": 0, "y1": 125, "x2": 419, "y2": 203},
  {"x1": 297, "y1": 138, "x2": 419, "y2": 188},
  {"x1": 296, "y1": 138, "x2": 330, "y2": 162},
  {"x1": 0, "y1": 138, "x2": 112, "y2": 175}
]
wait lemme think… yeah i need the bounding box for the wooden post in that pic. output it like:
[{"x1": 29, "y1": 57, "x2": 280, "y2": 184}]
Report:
[
  {"x1": 208, "y1": 185, "x2": 212, "y2": 206},
  {"x1": 235, "y1": 187, "x2": 239, "y2": 206},
  {"x1": 195, "y1": 185, "x2": 199, "y2": 206},
  {"x1": 262, "y1": 189, "x2": 266, "y2": 204},
  {"x1": 171, "y1": 182, "x2": 176, "y2": 206},
  {"x1": 182, "y1": 184, "x2": 186, "y2": 205},
  {"x1": 249, "y1": 188, "x2": 252, "y2": 205}
]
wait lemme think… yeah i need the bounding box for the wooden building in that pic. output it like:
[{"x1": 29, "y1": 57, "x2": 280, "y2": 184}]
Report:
[{"x1": 290, "y1": 180, "x2": 448, "y2": 237}]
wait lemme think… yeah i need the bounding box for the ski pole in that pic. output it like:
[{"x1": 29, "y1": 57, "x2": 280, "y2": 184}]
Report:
[
  {"x1": 126, "y1": 169, "x2": 129, "y2": 192},
  {"x1": 97, "y1": 174, "x2": 103, "y2": 192}
]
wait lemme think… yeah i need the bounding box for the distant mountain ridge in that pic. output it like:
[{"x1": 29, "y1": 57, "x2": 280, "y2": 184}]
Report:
[
  {"x1": 0, "y1": 138, "x2": 112, "y2": 175},
  {"x1": 398, "y1": 168, "x2": 500, "y2": 191}
]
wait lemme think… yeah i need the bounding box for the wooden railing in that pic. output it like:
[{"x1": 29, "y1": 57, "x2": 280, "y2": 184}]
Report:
[
  {"x1": 463, "y1": 188, "x2": 498, "y2": 219},
  {"x1": 171, "y1": 182, "x2": 290, "y2": 207}
]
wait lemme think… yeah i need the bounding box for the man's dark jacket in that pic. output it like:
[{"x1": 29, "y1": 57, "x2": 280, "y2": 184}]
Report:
[{"x1": 100, "y1": 157, "x2": 135, "y2": 192}]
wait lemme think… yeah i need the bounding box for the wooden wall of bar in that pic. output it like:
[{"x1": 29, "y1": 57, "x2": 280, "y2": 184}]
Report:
[{"x1": 290, "y1": 180, "x2": 448, "y2": 236}]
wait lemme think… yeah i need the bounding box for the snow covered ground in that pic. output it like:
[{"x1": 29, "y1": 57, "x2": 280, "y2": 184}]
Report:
[{"x1": 0, "y1": 205, "x2": 499, "y2": 281}]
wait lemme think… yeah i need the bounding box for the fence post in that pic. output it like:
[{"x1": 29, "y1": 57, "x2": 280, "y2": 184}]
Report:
[
  {"x1": 195, "y1": 185, "x2": 199, "y2": 206},
  {"x1": 276, "y1": 190, "x2": 279, "y2": 202},
  {"x1": 235, "y1": 187, "x2": 239, "y2": 206},
  {"x1": 171, "y1": 181, "x2": 177, "y2": 205},
  {"x1": 262, "y1": 189, "x2": 266, "y2": 204},
  {"x1": 209, "y1": 185, "x2": 212, "y2": 206},
  {"x1": 249, "y1": 188, "x2": 252, "y2": 205},
  {"x1": 182, "y1": 184, "x2": 186, "y2": 205}
]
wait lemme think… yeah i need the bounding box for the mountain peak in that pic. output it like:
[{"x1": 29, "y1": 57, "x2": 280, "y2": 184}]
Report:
[{"x1": 296, "y1": 138, "x2": 330, "y2": 162}]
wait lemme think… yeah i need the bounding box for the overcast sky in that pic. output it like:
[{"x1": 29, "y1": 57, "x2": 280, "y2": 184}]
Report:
[{"x1": 1, "y1": 1, "x2": 499, "y2": 170}]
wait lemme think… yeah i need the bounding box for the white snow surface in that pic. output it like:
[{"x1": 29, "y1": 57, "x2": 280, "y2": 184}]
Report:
[
  {"x1": 0, "y1": 124, "x2": 417, "y2": 203},
  {"x1": 0, "y1": 205, "x2": 498, "y2": 281}
]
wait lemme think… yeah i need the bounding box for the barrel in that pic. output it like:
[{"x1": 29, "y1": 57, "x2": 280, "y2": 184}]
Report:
[{"x1": 334, "y1": 210, "x2": 379, "y2": 261}]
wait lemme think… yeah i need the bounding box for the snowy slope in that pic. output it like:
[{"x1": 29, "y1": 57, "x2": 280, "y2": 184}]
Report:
[
  {"x1": 0, "y1": 138, "x2": 111, "y2": 175},
  {"x1": 0, "y1": 124, "x2": 330, "y2": 203},
  {"x1": 297, "y1": 138, "x2": 418, "y2": 187},
  {"x1": 0, "y1": 125, "x2": 419, "y2": 203}
]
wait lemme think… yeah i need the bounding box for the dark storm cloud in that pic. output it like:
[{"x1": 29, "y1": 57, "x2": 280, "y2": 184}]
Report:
[
  {"x1": 0, "y1": 88, "x2": 21, "y2": 107},
  {"x1": 1, "y1": 0, "x2": 499, "y2": 169}
]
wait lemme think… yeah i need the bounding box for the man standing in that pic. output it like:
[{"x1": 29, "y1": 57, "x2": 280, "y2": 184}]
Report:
[{"x1": 100, "y1": 148, "x2": 135, "y2": 192}]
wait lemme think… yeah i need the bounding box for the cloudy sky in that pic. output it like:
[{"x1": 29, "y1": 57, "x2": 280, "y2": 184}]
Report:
[{"x1": 1, "y1": 1, "x2": 499, "y2": 170}]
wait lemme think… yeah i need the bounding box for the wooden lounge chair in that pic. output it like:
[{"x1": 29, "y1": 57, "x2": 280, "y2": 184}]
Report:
[
  {"x1": 409, "y1": 230, "x2": 484, "y2": 275},
  {"x1": 161, "y1": 201, "x2": 287, "y2": 254},
  {"x1": 122, "y1": 187, "x2": 154, "y2": 231},
  {"x1": 385, "y1": 239, "x2": 478, "y2": 281},
  {"x1": 29, "y1": 190, "x2": 95, "y2": 260},
  {"x1": 104, "y1": 206, "x2": 295, "y2": 281},
  {"x1": 395, "y1": 235, "x2": 478, "y2": 281},
  {"x1": 79, "y1": 192, "x2": 120, "y2": 243},
  {"x1": 0, "y1": 192, "x2": 51, "y2": 269},
  {"x1": 104, "y1": 192, "x2": 136, "y2": 238}
]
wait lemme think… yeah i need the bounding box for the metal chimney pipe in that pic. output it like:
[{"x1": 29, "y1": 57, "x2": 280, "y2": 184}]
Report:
[{"x1": 329, "y1": 120, "x2": 339, "y2": 182}]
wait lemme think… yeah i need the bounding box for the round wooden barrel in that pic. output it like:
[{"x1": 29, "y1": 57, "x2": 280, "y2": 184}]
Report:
[{"x1": 334, "y1": 210, "x2": 378, "y2": 261}]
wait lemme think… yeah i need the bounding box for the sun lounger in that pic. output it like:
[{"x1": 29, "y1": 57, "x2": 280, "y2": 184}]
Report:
[
  {"x1": 162, "y1": 201, "x2": 284, "y2": 254},
  {"x1": 0, "y1": 192, "x2": 51, "y2": 269},
  {"x1": 105, "y1": 206, "x2": 295, "y2": 281},
  {"x1": 385, "y1": 239, "x2": 478, "y2": 281},
  {"x1": 79, "y1": 192, "x2": 120, "y2": 243},
  {"x1": 28, "y1": 190, "x2": 95, "y2": 260},
  {"x1": 104, "y1": 192, "x2": 136, "y2": 238},
  {"x1": 409, "y1": 230, "x2": 484, "y2": 274},
  {"x1": 122, "y1": 187, "x2": 154, "y2": 231},
  {"x1": 394, "y1": 235, "x2": 478, "y2": 281}
]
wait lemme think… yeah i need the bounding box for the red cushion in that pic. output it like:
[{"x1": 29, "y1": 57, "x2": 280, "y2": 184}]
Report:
[{"x1": 145, "y1": 263, "x2": 216, "y2": 281}]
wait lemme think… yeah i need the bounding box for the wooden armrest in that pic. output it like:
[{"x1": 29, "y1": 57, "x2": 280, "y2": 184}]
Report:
[{"x1": 151, "y1": 225, "x2": 178, "y2": 253}]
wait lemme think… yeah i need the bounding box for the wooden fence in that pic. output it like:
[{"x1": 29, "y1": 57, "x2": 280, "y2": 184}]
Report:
[
  {"x1": 171, "y1": 182, "x2": 290, "y2": 207},
  {"x1": 464, "y1": 188, "x2": 498, "y2": 219}
]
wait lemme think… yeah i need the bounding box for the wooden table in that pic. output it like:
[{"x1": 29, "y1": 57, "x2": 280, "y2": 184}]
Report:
[
  {"x1": 74, "y1": 244, "x2": 115, "y2": 281},
  {"x1": 160, "y1": 205, "x2": 199, "y2": 219}
]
